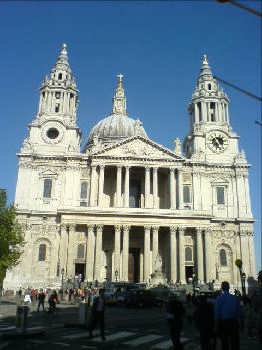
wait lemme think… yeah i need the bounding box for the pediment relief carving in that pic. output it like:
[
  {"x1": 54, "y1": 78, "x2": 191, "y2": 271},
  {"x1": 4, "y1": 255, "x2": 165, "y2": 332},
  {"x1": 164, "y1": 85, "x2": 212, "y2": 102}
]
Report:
[{"x1": 92, "y1": 136, "x2": 183, "y2": 161}]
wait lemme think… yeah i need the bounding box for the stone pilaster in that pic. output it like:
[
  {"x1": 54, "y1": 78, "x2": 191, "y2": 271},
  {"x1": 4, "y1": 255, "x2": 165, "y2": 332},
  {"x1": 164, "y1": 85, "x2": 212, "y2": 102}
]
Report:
[
  {"x1": 153, "y1": 167, "x2": 158, "y2": 209},
  {"x1": 204, "y1": 229, "x2": 212, "y2": 282},
  {"x1": 178, "y1": 227, "x2": 185, "y2": 284},
  {"x1": 144, "y1": 225, "x2": 151, "y2": 281},
  {"x1": 196, "y1": 227, "x2": 204, "y2": 282},
  {"x1": 94, "y1": 225, "x2": 103, "y2": 281},
  {"x1": 177, "y1": 169, "x2": 183, "y2": 210},
  {"x1": 122, "y1": 225, "x2": 130, "y2": 281},
  {"x1": 86, "y1": 224, "x2": 95, "y2": 281},
  {"x1": 170, "y1": 226, "x2": 177, "y2": 283},
  {"x1": 98, "y1": 165, "x2": 105, "y2": 207},
  {"x1": 60, "y1": 224, "x2": 68, "y2": 275}
]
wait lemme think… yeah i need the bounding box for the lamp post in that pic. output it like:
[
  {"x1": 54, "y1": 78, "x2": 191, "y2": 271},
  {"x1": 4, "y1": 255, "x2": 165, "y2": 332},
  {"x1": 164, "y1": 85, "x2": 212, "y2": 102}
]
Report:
[
  {"x1": 61, "y1": 268, "x2": 65, "y2": 301},
  {"x1": 115, "y1": 270, "x2": 118, "y2": 282},
  {"x1": 192, "y1": 273, "x2": 197, "y2": 297},
  {"x1": 241, "y1": 272, "x2": 247, "y2": 296}
]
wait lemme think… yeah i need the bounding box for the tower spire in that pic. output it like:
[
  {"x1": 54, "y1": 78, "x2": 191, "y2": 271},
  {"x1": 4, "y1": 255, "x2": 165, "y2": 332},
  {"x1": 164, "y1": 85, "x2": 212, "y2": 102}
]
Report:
[
  {"x1": 37, "y1": 43, "x2": 78, "y2": 123},
  {"x1": 198, "y1": 54, "x2": 213, "y2": 79},
  {"x1": 112, "y1": 73, "x2": 127, "y2": 115}
]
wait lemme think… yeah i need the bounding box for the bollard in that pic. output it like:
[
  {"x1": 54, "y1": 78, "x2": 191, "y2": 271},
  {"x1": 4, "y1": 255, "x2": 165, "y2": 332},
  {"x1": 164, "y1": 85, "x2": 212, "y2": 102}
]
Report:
[
  {"x1": 16, "y1": 305, "x2": 29, "y2": 332},
  {"x1": 79, "y1": 302, "x2": 89, "y2": 326}
]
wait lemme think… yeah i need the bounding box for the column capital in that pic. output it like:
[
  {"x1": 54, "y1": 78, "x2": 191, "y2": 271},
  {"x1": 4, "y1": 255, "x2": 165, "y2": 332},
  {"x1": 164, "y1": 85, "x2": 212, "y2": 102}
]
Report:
[
  {"x1": 60, "y1": 223, "x2": 68, "y2": 231},
  {"x1": 96, "y1": 224, "x2": 104, "y2": 232},
  {"x1": 99, "y1": 164, "x2": 105, "y2": 170},
  {"x1": 87, "y1": 224, "x2": 95, "y2": 231},
  {"x1": 145, "y1": 166, "x2": 151, "y2": 172},
  {"x1": 153, "y1": 166, "x2": 158, "y2": 171},
  {"x1": 68, "y1": 224, "x2": 75, "y2": 231},
  {"x1": 123, "y1": 224, "x2": 130, "y2": 232},
  {"x1": 170, "y1": 225, "x2": 177, "y2": 234},
  {"x1": 196, "y1": 227, "x2": 203, "y2": 234},
  {"x1": 114, "y1": 224, "x2": 122, "y2": 232},
  {"x1": 169, "y1": 167, "x2": 175, "y2": 173},
  {"x1": 117, "y1": 165, "x2": 122, "y2": 170},
  {"x1": 152, "y1": 225, "x2": 160, "y2": 232},
  {"x1": 125, "y1": 165, "x2": 130, "y2": 170},
  {"x1": 177, "y1": 226, "x2": 185, "y2": 234},
  {"x1": 91, "y1": 164, "x2": 97, "y2": 169},
  {"x1": 144, "y1": 225, "x2": 151, "y2": 231}
]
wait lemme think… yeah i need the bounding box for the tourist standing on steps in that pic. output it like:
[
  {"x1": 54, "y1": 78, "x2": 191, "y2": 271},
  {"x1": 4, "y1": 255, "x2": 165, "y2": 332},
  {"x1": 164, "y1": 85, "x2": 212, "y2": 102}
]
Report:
[
  {"x1": 88, "y1": 288, "x2": 106, "y2": 341},
  {"x1": 37, "y1": 289, "x2": 46, "y2": 312},
  {"x1": 165, "y1": 295, "x2": 185, "y2": 350},
  {"x1": 215, "y1": 281, "x2": 240, "y2": 350}
]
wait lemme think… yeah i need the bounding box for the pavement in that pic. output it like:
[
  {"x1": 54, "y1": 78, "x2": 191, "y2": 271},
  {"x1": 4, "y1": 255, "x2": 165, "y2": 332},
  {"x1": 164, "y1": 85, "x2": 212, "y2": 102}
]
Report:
[{"x1": 0, "y1": 297, "x2": 261, "y2": 350}]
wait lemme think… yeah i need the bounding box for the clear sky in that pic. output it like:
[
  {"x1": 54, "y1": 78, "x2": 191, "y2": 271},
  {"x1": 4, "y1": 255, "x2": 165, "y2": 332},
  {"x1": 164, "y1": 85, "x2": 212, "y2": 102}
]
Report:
[{"x1": 0, "y1": 1, "x2": 261, "y2": 270}]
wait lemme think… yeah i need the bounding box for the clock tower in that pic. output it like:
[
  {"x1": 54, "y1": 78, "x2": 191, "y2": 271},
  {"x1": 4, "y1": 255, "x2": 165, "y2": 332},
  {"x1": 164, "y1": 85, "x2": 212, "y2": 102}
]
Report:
[{"x1": 184, "y1": 55, "x2": 240, "y2": 163}]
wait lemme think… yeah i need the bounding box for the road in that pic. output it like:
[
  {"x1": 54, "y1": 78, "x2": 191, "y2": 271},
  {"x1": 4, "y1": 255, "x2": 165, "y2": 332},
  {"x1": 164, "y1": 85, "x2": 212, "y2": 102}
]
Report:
[{"x1": 0, "y1": 298, "x2": 261, "y2": 349}]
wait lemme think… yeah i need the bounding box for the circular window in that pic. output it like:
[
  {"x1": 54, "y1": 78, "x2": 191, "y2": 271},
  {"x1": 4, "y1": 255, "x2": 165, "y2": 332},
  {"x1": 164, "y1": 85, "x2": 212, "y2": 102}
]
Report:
[{"x1": 47, "y1": 128, "x2": 59, "y2": 139}]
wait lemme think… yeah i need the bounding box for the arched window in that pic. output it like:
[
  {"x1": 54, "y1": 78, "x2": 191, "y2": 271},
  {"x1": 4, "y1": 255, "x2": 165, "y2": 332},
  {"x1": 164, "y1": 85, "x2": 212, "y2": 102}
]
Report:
[
  {"x1": 185, "y1": 247, "x2": 193, "y2": 262},
  {"x1": 77, "y1": 244, "x2": 85, "y2": 259},
  {"x1": 220, "y1": 249, "x2": 227, "y2": 266},
  {"x1": 58, "y1": 73, "x2": 63, "y2": 80},
  {"x1": 38, "y1": 244, "x2": 46, "y2": 261},
  {"x1": 43, "y1": 178, "x2": 52, "y2": 198}
]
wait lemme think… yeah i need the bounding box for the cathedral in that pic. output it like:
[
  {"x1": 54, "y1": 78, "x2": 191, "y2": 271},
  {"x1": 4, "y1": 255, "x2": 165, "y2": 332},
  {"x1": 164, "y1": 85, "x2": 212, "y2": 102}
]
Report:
[{"x1": 4, "y1": 44, "x2": 256, "y2": 291}]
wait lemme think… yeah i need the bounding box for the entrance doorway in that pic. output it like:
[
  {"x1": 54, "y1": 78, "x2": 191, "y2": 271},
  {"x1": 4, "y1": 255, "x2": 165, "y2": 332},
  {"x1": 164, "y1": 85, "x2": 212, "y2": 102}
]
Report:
[
  {"x1": 185, "y1": 266, "x2": 194, "y2": 282},
  {"x1": 129, "y1": 180, "x2": 141, "y2": 208},
  {"x1": 75, "y1": 263, "x2": 85, "y2": 281},
  {"x1": 128, "y1": 248, "x2": 140, "y2": 282}
]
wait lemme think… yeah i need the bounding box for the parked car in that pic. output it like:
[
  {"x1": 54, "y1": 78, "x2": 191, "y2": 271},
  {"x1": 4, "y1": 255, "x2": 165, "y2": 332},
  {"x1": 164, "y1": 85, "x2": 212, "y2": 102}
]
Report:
[{"x1": 125, "y1": 289, "x2": 155, "y2": 308}]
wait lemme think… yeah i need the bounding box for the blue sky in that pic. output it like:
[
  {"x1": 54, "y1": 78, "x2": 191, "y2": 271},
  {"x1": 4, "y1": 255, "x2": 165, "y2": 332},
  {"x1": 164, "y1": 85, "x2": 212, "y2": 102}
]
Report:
[{"x1": 0, "y1": 1, "x2": 261, "y2": 270}]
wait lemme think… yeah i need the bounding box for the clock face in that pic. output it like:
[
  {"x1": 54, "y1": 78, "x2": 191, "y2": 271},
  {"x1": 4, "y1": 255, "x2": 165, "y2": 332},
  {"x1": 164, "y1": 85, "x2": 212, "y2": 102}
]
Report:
[{"x1": 207, "y1": 132, "x2": 229, "y2": 153}]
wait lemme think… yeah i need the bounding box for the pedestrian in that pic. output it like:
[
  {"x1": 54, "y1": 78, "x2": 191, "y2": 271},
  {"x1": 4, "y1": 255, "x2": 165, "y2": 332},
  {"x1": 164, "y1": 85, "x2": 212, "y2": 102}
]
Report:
[
  {"x1": 24, "y1": 290, "x2": 31, "y2": 304},
  {"x1": 165, "y1": 295, "x2": 185, "y2": 350},
  {"x1": 215, "y1": 281, "x2": 240, "y2": 350},
  {"x1": 194, "y1": 295, "x2": 216, "y2": 350},
  {"x1": 37, "y1": 289, "x2": 46, "y2": 312},
  {"x1": 48, "y1": 290, "x2": 58, "y2": 313},
  {"x1": 88, "y1": 288, "x2": 106, "y2": 341}
]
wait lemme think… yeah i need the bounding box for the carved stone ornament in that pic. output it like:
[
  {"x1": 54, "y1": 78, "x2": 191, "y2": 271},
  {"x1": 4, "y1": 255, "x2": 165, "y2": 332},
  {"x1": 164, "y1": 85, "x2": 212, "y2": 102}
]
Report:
[
  {"x1": 154, "y1": 254, "x2": 162, "y2": 273},
  {"x1": 21, "y1": 138, "x2": 33, "y2": 153}
]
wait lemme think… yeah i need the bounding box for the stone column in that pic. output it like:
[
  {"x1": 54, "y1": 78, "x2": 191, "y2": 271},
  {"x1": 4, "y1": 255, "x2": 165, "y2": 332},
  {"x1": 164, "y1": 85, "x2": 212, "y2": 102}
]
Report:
[
  {"x1": 98, "y1": 165, "x2": 105, "y2": 207},
  {"x1": 170, "y1": 226, "x2": 177, "y2": 283},
  {"x1": 89, "y1": 165, "x2": 97, "y2": 207},
  {"x1": 196, "y1": 227, "x2": 204, "y2": 282},
  {"x1": 124, "y1": 166, "x2": 130, "y2": 208},
  {"x1": 177, "y1": 169, "x2": 183, "y2": 210},
  {"x1": 145, "y1": 167, "x2": 151, "y2": 208},
  {"x1": 116, "y1": 166, "x2": 122, "y2": 207},
  {"x1": 122, "y1": 225, "x2": 130, "y2": 281},
  {"x1": 94, "y1": 225, "x2": 103, "y2": 281},
  {"x1": 66, "y1": 224, "x2": 75, "y2": 278},
  {"x1": 153, "y1": 167, "x2": 158, "y2": 209},
  {"x1": 170, "y1": 168, "x2": 176, "y2": 209},
  {"x1": 152, "y1": 225, "x2": 159, "y2": 272},
  {"x1": 86, "y1": 224, "x2": 95, "y2": 281},
  {"x1": 60, "y1": 225, "x2": 69, "y2": 276},
  {"x1": 194, "y1": 103, "x2": 199, "y2": 123},
  {"x1": 144, "y1": 225, "x2": 151, "y2": 281},
  {"x1": 178, "y1": 227, "x2": 185, "y2": 284},
  {"x1": 204, "y1": 229, "x2": 212, "y2": 282},
  {"x1": 114, "y1": 225, "x2": 121, "y2": 279}
]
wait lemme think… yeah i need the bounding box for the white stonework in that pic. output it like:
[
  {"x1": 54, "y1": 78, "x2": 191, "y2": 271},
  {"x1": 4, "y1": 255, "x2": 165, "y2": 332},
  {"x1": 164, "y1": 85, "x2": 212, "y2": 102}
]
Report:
[{"x1": 4, "y1": 46, "x2": 256, "y2": 291}]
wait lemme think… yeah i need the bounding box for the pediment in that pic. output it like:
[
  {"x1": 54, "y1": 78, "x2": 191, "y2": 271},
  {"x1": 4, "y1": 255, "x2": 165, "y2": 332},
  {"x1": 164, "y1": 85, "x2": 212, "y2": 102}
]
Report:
[
  {"x1": 92, "y1": 136, "x2": 183, "y2": 161},
  {"x1": 39, "y1": 169, "x2": 58, "y2": 177}
]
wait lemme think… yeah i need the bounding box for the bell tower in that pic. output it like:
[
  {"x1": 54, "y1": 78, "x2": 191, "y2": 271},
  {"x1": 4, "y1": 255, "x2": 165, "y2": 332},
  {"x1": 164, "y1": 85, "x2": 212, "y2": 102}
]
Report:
[
  {"x1": 184, "y1": 55, "x2": 240, "y2": 163},
  {"x1": 20, "y1": 44, "x2": 81, "y2": 155}
]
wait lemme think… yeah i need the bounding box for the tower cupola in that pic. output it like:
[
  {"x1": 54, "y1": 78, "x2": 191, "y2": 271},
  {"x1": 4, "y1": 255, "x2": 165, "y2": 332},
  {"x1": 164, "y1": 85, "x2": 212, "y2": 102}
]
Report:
[
  {"x1": 188, "y1": 55, "x2": 230, "y2": 129},
  {"x1": 37, "y1": 43, "x2": 78, "y2": 125}
]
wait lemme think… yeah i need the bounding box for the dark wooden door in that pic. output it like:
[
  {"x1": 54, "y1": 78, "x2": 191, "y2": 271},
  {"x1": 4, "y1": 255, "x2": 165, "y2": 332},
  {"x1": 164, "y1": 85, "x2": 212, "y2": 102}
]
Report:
[{"x1": 128, "y1": 249, "x2": 140, "y2": 283}]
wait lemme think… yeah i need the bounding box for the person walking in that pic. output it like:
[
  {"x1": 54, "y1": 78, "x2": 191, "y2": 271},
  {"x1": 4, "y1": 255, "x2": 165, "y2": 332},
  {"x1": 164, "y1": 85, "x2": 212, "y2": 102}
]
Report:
[
  {"x1": 88, "y1": 288, "x2": 106, "y2": 341},
  {"x1": 37, "y1": 289, "x2": 46, "y2": 312},
  {"x1": 215, "y1": 281, "x2": 240, "y2": 350},
  {"x1": 165, "y1": 295, "x2": 185, "y2": 350},
  {"x1": 194, "y1": 295, "x2": 216, "y2": 350}
]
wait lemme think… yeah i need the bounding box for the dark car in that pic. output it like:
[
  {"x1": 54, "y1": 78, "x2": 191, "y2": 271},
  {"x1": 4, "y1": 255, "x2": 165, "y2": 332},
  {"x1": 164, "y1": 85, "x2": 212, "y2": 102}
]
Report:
[{"x1": 125, "y1": 289, "x2": 154, "y2": 308}]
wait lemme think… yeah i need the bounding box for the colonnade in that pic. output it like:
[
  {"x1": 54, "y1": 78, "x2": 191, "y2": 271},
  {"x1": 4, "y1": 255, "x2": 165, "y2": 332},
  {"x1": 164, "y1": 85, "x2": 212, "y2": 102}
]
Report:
[
  {"x1": 62, "y1": 224, "x2": 212, "y2": 283},
  {"x1": 89, "y1": 164, "x2": 185, "y2": 209}
]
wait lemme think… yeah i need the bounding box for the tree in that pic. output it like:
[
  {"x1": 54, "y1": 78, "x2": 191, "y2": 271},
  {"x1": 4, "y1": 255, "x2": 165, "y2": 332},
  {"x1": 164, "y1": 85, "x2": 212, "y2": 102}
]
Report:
[{"x1": 0, "y1": 189, "x2": 24, "y2": 291}]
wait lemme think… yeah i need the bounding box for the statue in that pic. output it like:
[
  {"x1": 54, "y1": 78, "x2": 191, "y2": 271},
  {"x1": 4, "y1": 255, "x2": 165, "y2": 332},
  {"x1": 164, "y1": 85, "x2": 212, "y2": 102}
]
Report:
[
  {"x1": 174, "y1": 137, "x2": 182, "y2": 156},
  {"x1": 154, "y1": 254, "x2": 162, "y2": 273}
]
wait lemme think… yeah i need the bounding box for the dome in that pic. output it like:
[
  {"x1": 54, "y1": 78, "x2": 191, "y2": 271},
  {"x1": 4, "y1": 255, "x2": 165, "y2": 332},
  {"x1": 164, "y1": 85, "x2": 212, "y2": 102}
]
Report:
[{"x1": 88, "y1": 114, "x2": 147, "y2": 144}]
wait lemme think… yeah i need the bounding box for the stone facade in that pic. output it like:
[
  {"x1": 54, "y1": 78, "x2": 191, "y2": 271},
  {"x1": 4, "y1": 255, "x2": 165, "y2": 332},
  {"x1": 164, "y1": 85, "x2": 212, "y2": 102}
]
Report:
[{"x1": 4, "y1": 46, "x2": 256, "y2": 291}]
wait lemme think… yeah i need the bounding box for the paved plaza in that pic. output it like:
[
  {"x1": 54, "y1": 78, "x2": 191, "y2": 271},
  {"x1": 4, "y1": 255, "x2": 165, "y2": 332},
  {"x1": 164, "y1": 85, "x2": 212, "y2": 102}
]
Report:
[{"x1": 0, "y1": 297, "x2": 261, "y2": 350}]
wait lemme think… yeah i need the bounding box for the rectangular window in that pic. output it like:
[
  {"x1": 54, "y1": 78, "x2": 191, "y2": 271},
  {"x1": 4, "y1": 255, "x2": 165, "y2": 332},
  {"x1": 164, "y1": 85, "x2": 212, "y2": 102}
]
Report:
[
  {"x1": 43, "y1": 178, "x2": 52, "y2": 198},
  {"x1": 80, "y1": 182, "x2": 88, "y2": 199},
  {"x1": 183, "y1": 185, "x2": 191, "y2": 203},
  {"x1": 216, "y1": 186, "x2": 225, "y2": 205}
]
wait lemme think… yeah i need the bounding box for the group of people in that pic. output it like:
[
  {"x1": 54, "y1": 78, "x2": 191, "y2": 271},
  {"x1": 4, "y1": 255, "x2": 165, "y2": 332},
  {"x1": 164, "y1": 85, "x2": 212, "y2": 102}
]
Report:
[
  {"x1": 166, "y1": 281, "x2": 262, "y2": 350},
  {"x1": 18, "y1": 288, "x2": 58, "y2": 313}
]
